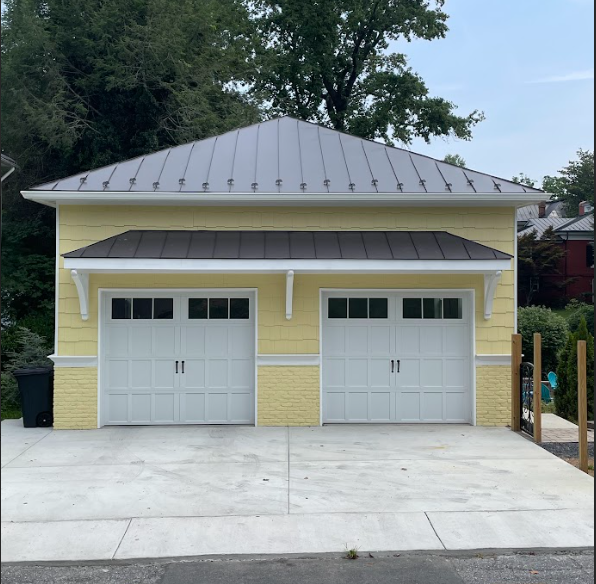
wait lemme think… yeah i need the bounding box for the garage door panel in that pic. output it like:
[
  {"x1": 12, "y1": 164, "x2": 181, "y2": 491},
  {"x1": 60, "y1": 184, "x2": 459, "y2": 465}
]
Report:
[
  {"x1": 400, "y1": 360, "x2": 421, "y2": 388},
  {"x1": 445, "y1": 327, "x2": 467, "y2": 355},
  {"x1": 422, "y1": 392, "x2": 444, "y2": 422},
  {"x1": 131, "y1": 360, "x2": 152, "y2": 389},
  {"x1": 446, "y1": 392, "x2": 467, "y2": 422},
  {"x1": 108, "y1": 361, "x2": 129, "y2": 390},
  {"x1": 325, "y1": 393, "x2": 346, "y2": 422},
  {"x1": 131, "y1": 327, "x2": 152, "y2": 356},
  {"x1": 131, "y1": 394, "x2": 152, "y2": 423},
  {"x1": 396, "y1": 327, "x2": 420, "y2": 355},
  {"x1": 420, "y1": 327, "x2": 443, "y2": 354},
  {"x1": 154, "y1": 360, "x2": 176, "y2": 390},
  {"x1": 347, "y1": 327, "x2": 369, "y2": 353},
  {"x1": 397, "y1": 392, "x2": 422, "y2": 422},
  {"x1": 183, "y1": 327, "x2": 206, "y2": 355},
  {"x1": 109, "y1": 394, "x2": 129, "y2": 423},
  {"x1": 207, "y1": 393, "x2": 229, "y2": 422},
  {"x1": 183, "y1": 360, "x2": 206, "y2": 389},
  {"x1": 347, "y1": 393, "x2": 369, "y2": 421},
  {"x1": 230, "y1": 393, "x2": 254, "y2": 423},
  {"x1": 181, "y1": 394, "x2": 206, "y2": 423},
  {"x1": 370, "y1": 359, "x2": 392, "y2": 388},
  {"x1": 370, "y1": 326, "x2": 392, "y2": 353},
  {"x1": 108, "y1": 328, "x2": 129, "y2": 356},
  {"x1": 347, "y1": 359, "x2": 369, "y2": 387},
  {"x1": 206, "y1": 328, "x2": 229, "y2": 357},
  {"x1": 324, "y1": 359, "x2": 346, "y2": 388},
  {"x1": 154, "y1": 394, "x2": 177, "y2": 423},
  {"x1": 208, "y1": 360, "x2": 229, "y2": 388},
  {"x1": 154, "y1": 327, "x2": 177, "y2": 356},
  {"x1": 445, "y1": 359, "x2": 467, "y2": 388},
  {"x1": 231, "y1": 328, "x2": 255, "y2": 357},
  {"x1": 421, "y1": 360, "x2": 443, "y2": 388},
  {"x1": 231, "y1": 359, "x2": 254, "y2": 389},
  {"x1": 370, "y1": 392, "x2": 392, "y2": 422},
  {"x1": 323, "y1": 327, "x2": 346, "y2": 354}
]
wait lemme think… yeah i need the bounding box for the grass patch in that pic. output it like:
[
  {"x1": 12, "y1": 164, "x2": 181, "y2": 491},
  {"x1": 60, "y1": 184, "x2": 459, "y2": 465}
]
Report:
[
  {"x1": 542, "y1": 402, "x2": 557, "y2": 414},
  {"x1": 552, "y1": 307, "x2": 576, "y2": 320},
  {"x1": 1, "y1": 408, "x2": 22, "y2": 421}
]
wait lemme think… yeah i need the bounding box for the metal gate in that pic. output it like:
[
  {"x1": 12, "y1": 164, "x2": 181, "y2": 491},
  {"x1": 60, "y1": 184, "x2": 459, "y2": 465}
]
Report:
[{"x1": 520, "y1": 362, "x2": 535, "y2": 437}]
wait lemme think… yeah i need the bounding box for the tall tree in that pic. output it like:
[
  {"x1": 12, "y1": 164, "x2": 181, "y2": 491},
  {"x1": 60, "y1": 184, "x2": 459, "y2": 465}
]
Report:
[
  {"x1": 518, "y1": 227, "x2": 567, "y2": 307},
  {"x1": 444, "y1": 154, "x2": 466, "y2": 168},
  {"x1": 512, "y1": 174, "x2": 537, "y2": 189},
  {"x1": 543, "y1": 150, "x2": 594, "y2": 214},
  {"x1": 250, "y1": 0, "x2": 484, "y2": 144},
  {"x1": 1, "y1": 0, "x2": 258, "y2": 341}
]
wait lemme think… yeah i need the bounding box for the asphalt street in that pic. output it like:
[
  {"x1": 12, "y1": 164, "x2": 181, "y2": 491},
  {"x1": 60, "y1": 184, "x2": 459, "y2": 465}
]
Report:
[{"x1": 1, "y1": 551, "x2": 594, "y2": 584}]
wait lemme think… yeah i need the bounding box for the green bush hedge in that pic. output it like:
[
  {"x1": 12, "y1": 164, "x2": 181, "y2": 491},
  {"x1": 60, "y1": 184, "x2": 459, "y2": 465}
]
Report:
[
  {"x1": 556, "y1": 318, "x2": 595, "y2": 422},
  {"x1": 565, "y1": 300, "x2": 595, "y2": 336},
  {"x1": 518, "y1": 306, "x2": 569, "y2": 373}
]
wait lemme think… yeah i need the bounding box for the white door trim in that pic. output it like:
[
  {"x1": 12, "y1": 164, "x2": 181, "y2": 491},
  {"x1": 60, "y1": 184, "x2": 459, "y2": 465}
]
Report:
[
  {"x1": 97, "y1": 288, "x2": 258, "y2": 428},
  {"x1": 319, "y1": 288, "x2": 476, "y2": 425}
]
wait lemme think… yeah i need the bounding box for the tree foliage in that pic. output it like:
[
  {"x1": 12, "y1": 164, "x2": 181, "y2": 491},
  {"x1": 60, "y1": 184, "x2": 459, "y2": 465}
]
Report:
[
  {"x1": 565, "y1": 300, "x2": 595, "y2": 336},
  {"x1": 512, "y1": 174, "x2": 537, "y2": 189},
  {"x1": 543, "y1": 150, "x2": 594, "y2": 214},
  {"x1": 518, "y1": 306, "x2": 569, "y2": 374},
  {"x1": 518, "y1": 227, "x2": 567, "y2": 306},
  {"x1": 1, "y1": 0, "x2": 259, "y2": 340},
  {"x1": 555, "y1": 318, "x2": 594, "y2": 423},
  {"x1": 444, "y1": 154, "x2": 466, "y2": 168},
  {"x1": 250, "y1": 0, "x2": 484, "y2": 144}
]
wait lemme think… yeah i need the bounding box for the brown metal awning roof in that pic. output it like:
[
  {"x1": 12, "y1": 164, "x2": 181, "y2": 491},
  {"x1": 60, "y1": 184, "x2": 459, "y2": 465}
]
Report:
[{"x1": 64, "y1": 230, "x2": 512, "y2": 261}]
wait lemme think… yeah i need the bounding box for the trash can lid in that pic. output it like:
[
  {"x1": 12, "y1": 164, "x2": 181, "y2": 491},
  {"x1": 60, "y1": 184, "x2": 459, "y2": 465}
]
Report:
[{"x1": 12, "y1": 367, "x2": 54, "y2": 377}]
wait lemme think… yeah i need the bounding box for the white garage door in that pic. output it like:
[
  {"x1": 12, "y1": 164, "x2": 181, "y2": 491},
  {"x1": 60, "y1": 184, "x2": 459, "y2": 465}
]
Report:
[
  {"x1": 101, "y1": 292, "x2": 255, "y2": 425},
  {"x1": 322, "y1": 292, "x2": 473, "y2": 424}
]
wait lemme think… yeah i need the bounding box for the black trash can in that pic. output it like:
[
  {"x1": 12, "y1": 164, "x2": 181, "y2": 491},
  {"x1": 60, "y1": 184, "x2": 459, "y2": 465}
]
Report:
[{"x1": 13, "y1": 368, "x2": 54, "y2": 428}]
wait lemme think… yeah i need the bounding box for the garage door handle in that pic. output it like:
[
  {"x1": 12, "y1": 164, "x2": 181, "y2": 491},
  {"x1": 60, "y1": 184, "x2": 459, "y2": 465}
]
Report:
[
  {"x1": 175, "y1": 361, "x2": 179, "y2": 374},
  {"x1": 181, "y1": 361, "x2": 185, "y2": 374},
  {"x1": 391, "y1": 360, "x2": 395, "y2": 373},
  {"x1": 397, "y1": 360, "x2": 401, "y2": 374}
]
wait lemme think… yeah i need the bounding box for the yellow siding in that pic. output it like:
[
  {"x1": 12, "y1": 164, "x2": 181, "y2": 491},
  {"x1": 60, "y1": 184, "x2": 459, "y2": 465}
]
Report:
[
  {"x1": 476, "y1": 366, "x2": 511, "y2": 427},
  {"x1": 58, "y1": 205, "x2": 515, "y2": 357},
  {"x1": 54, "y1": 368, "x2": 98, "y2": 429},
  {"x1": 258, "y1": 367, "x2": 320, "y2": 426}
]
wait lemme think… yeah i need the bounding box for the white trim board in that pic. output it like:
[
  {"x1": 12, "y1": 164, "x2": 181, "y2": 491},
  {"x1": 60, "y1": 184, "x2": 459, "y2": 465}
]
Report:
[
  {"x1": 49, "y1": 355, "x2": 98, "y2": 368},
  {"x1": 257, "y1": 355, "x2": 320, "y2": 367},
  {"x1": 23, "y1": 190, "x2": 548, "y2": 208}
]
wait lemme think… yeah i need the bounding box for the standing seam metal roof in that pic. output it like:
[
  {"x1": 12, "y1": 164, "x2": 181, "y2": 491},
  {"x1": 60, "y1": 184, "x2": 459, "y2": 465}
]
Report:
[
  {"x1": 63, "y1": 230, "x2": 513, "y2": 261},
  {"x1": 35, "y1": 117, "x2": 544, "y2": 196}
]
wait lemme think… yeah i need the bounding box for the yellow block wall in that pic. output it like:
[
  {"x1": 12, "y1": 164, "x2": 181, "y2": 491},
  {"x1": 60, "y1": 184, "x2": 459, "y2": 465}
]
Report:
[
  {"x1": 476, "y1": 366, "x2": 512, "y2": 426},
  {"x1": 53, "y1": 368, "x2": 98, "y2": 429},
  {"x1": 55, "y1": 205, "x2": 516, "y2": 428},
  {"x1": 258, "y1": 367, "x2": 320, "y2": 426}
]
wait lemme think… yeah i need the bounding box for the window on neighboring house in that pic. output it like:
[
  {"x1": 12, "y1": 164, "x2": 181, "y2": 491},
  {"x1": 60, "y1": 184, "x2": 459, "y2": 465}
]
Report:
[{"x1": 587, "y1": 243, "x2": 594, "y2": 269}]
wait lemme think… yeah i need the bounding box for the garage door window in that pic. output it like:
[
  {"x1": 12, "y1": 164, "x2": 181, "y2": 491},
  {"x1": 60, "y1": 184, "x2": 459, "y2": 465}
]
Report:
[
  {"x1": 112, "y1": 298, "x2": 174, "y2": 320},
  {"x1": 403, "y1": 298, "x2": 463, "y2": 320},
  {"x1": 329, "y1": 298, "x2": 389, "y2": 320},
  {"x1": 189, "y1": 298, "x2": 250, "y2": 320}
]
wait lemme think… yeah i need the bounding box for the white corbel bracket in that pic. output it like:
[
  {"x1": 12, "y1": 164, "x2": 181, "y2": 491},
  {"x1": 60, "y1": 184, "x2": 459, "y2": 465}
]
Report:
[
  {"x1": 286, "y1": 270, "x2": 295, "y2": 320},
  {"x1": 71, "y1": 270, "x2": 90, "y2": 321},
  {"x1": 484, "y1": 271, "x2": 502, "y2": 320}
]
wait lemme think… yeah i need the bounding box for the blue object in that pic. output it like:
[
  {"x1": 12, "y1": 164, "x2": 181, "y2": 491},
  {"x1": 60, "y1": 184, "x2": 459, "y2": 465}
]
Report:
[
  {"x1": 541, "y1": 383, "x2": 552, "y2": 405},
  {"x1": 548, "y1": 371, "x2": 558, "y2": 390}
]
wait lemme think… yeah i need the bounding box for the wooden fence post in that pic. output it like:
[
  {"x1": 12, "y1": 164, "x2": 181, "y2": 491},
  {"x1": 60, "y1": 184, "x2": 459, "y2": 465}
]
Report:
[
  {"x1": 534, "y1": 333, "x2": 542, "y2": 443},
  {"x1": 511, "y1": 334, "x2": 522, "y2": 431},
  {"x1": 578, "y1": 340, "x2": 589, "y2": 474}
]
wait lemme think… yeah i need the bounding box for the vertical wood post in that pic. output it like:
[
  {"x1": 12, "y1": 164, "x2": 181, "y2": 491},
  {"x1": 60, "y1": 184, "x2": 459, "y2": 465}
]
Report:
[
  {"x1": 511, "y1": 334, "x2": 522, "y2": 431},
  {"x1": 533, "y1": 333, "x2": 542, "y2": 443},
  {"x1": 578, "y1": 340, "x2": 589, "y2": 474}
]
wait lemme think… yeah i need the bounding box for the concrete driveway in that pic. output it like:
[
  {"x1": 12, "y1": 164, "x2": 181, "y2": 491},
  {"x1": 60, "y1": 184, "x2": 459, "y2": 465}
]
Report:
[{"x1": 1, "y1": 420, "x2": 594, "y2": 562}]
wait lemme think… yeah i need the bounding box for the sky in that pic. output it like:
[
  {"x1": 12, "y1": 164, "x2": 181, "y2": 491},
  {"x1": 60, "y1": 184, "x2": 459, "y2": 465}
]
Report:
[
  {"x1": 399, "y1": 0, "x2": 595, "y2": 182},
  {"x1": 1, "y1": 0, "x2": 593, "y2": 183}
]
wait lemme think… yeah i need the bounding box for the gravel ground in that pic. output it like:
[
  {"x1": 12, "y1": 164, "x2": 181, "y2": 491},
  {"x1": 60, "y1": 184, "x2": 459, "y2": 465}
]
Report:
[
  {"x1": 541, "y1": 442, "x2": 595, "y2": 459},
  {"x1": 2, "y1": 551, "x2": 594, "y2": 584}
]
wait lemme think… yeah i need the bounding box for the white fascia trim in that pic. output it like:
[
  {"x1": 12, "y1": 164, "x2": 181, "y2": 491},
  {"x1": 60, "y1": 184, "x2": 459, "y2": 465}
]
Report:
[
  {"x1": 475, "y1": 354, "x2": 512, "y2": 367},
  {"x1": 49, "y1": 355, "x2": 98, "y2": 368},
  {"x1": 258, "y1": 355, "x2": 321, "y2": 367},
  {"x1": 64, "y1": 258, "x2": 512, "y2": 275},
  {"x1": 23, "y1": 190, "x2": 548, "y2": 208}
]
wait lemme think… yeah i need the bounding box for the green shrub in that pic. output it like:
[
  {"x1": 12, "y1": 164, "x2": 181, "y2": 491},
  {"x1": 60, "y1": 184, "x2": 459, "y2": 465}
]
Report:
[
  {"x1": 1, "y1": 328, "x2": 52, "y2": 416},
  {"x1": 565, "y1": 300, "x2": 595, "y2": 336},
  {"x1": 518, "y1": 306, "x2": 569, "y2": 373},
  {"x1": 555, "y1": 318, "x2": 595, "y2": 423}
]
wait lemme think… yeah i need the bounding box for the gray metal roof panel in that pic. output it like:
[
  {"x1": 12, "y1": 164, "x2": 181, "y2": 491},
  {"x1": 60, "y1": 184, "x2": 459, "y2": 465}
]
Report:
[
  {"x1": 37, "y1": 117, "x2": 544, "y2": 195},
  {"x1": 64, "y1": 230, "x2": 512, "y2": 261},
  {"x1": 518, "y1": 217, "x2": 574, "y2": 239},
  {"x1": 556, "y1": 214, "x2": 594, "y2": 233}
]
